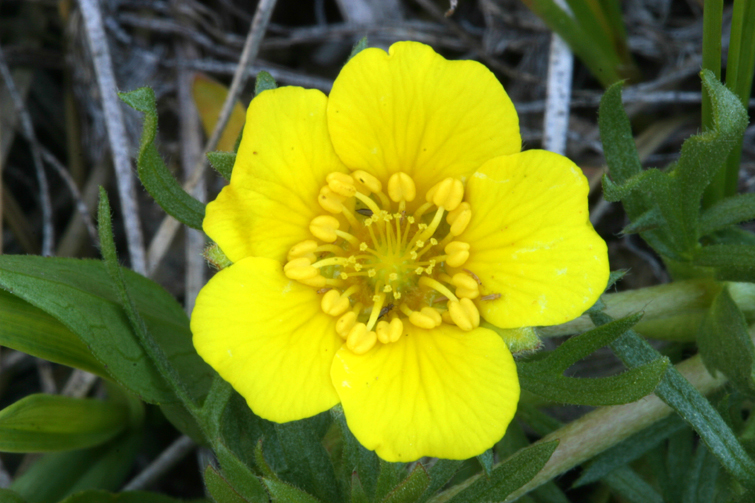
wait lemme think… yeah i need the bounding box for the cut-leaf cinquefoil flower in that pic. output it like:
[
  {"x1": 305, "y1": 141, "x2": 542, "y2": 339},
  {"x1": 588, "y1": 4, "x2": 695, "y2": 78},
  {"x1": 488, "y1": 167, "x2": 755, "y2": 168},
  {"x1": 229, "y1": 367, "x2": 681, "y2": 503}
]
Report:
[{"x1": 191, "y1": 41, "x2": 609, "y2": 462}]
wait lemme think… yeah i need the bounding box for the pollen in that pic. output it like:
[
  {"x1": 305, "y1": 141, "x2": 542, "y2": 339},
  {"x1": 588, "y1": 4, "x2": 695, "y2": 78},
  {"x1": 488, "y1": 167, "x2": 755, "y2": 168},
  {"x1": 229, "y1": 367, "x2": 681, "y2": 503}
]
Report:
[{"x1": 283, "y1": 170, "x2": 482, "y2": 354}]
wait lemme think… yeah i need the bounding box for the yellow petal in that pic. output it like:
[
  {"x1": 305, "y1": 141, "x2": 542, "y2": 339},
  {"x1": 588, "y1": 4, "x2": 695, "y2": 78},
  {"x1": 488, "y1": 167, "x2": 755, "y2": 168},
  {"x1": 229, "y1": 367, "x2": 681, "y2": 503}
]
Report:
[
  {"x1": 191, "y1": 257, "x2": 341, "y2": 422},
  {"x1": 331, "y1": 323, "x2": 519, "y2": 462},
  {"x1": 328, "y1": 41, "x2": 520, "y2": 195},
  {"x1": 462, "y1": 150, "x2": 609, "y2": 328},
  {"x1": 204, "y1": 87, "x2": 349, "y2": 263}
]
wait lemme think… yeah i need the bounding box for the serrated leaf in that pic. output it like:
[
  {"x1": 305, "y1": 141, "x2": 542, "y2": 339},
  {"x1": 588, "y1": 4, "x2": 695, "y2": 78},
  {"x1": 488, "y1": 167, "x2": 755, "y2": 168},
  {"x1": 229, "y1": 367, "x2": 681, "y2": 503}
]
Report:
[
  {"x1": 10, "y1": 431, "x2": 141, "y2": 502},
  {"x1": 207, "y1": 151, "x2": 236, "y2": 181},
  {"x1": 700, "y1": 193, "x2": 755, "y2": 235},
  {"x1": 119, "y1": 87, "x2": 205, "y2": 229},
  {"x1": 193, "y1": 73, "x2": 247, "y2": 152},
  {"x1": 574, "y1": 414, "x2": 686, "y2": 487},
  {"x1": 263, "y1": 479, "x2": 323, "y2": 503},
  {"x1": 591, "y1": 311, "x2": 755, "y2": 489},
  {"x1": 348, "y1": 37, "x2": 369, "y2": 61},
  {"x1": 697, "y1": 285, "x2": 755, "y2": 395},
  {"x1": 216, "y1": 441, "x2": 269, "y2": 503},
  {"x1": 205, "y1": 465, "x2": 249, "y2": 503},
  {"x1": 0, "y1": 289, "x2": 107, "y2": 378},
  {"x1": 0, "y1": 255, "x2": 214, "y2": 405},
  {"x1": 0, "y1": 394, "x2": 127, "y2": 452},
  {"x1": 331, "y1": 405, "x2": 379, "y2": 499},
  {"x1": 446, "y1": 440, "x2": 559, "y2": 503},
  {"x1": 58, "y1": 489, "x2": 205, "y2": 503},
  {"x1": 275, "y1": 415, "x2": 342, "y2": 503},
  {"x1": 381, "y1": 463, "x2": 430, "y2": 503},
  {"x1": 254, "y1": 71, "x2": 277, "y2": 96}
]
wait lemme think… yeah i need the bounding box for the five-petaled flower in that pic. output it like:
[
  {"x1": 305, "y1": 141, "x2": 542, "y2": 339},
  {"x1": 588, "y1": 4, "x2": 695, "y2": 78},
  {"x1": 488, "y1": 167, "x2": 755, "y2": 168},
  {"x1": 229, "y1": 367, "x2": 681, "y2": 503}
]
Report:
[{"x1": 191, "y1": 41, "x2": 609, "y2": 462}]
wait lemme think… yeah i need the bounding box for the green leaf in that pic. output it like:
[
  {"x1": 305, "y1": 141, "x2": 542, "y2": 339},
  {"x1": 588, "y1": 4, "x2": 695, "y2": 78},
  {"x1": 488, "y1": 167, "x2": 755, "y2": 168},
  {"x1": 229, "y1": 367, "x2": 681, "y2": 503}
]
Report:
[
  {"x1": 202, "y1": 375, "x2": 235, "y2": 439},
  {"x1": 118, "y1": 87, "x2": 205, "y2": 229},
  {"x1": 477, "y1": 449, "x2": 494, "y2": 478},
  {"x1": 700, "y1": 193, "x2": 755, "y2": 235},
  {"x1": 375, "y1": 461, "x2": 406, "y2": 502},
  {"x1": 602, "y1": 466, "x2": 663, "y2": 503},
  {"x1": 591, "y1": 311, "x2": 755, "y2": 489},
  {"x1": 598, "y1": 82, "x2": 643, "y2": 185},
  {"x1": 263, "y1": 479, "x2": 323, "y2": 503},
  {"x1": 58, "y1": 490, "x2": 206, "y2": 503},
  {"x1": 446, "y1": 440, "x2": 559, "y2": 503},
  {"x1": 331, "y1": 405, "x2": 379, "y2": 499},
  {"x1": 0, "y1": 255, "x2": 213, "y2": 404},
  {"x1": 350, "y1": 473, "x2": 370, "y2": 503},
  {"x1": 0, "y1": 289, "x2": 107, "y2": 378},
  {"x1": 254, "y1": 71, "x2": 277, "y2": 96},
  {"x1": 160, "y1": 403, "x2": 208, "y2": 444},
  {"x1": 10, "y1": 431, "x2": 142, "y2": 503},
  {"x1": 697, "y1": 285, "x2": 755, "y2": 395},
  {"x1": 348, "y1": 37, "x2": 369, "y2": 61},
  {"x1": 574, "y1": 414, "x2": 686, "y2": 487},
  {"x1": 380, "y1": 464, "x2": 430, "y2": 503},
  {"x1": 205, "y1": 465, "x2": 249, "y2": 503},
  {"x1": 0, "y1": 394, "x2": 127, "y2": 452},
  {"x1": 416, "y1": 460, "x2": 463, "y2": 503},
  {"x1": 215, "y1": 440, "x2": 269, "y2": 503},
  {"x1": 0, "y1": 489, "x2": 27, "y2": 503},
  {"x1": 693, "y1": 244, "x2": 755, "y2": 282},
  {"x1": 207, "y1": 151, "x2": 236, "y2": 182},
  {"x1": 275, "y1": 415, "x2": 342, "y2": 503},
  {"x1": 621, "y1": 207, "x2": 663, "y2": 234},
  {"x1": 682, "y1": 443, "x2": 720, "y2": 503}
]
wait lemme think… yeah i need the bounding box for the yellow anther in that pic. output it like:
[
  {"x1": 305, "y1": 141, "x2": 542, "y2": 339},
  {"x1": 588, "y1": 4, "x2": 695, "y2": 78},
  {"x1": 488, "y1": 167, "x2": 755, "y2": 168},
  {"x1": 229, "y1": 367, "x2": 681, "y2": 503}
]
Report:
[
  {"x1": 376, "y1": 317, "x2": 404, "y2": 344},
  {"x1": 284, "y1": 257, "x2": 318, "y2": 280},
  {"x1": 348, "y1": 255, "x2": 357, "y2": 263},
  {"x1": 359, "y1": 242, "x2": 368, "y2": 251},
  {"x1": 445, "y1": 241, "x2": 470, "y2": 268},
  {"x1": 416, "y1": 240, "x2": 425, "y2": 248},
  {"x1": 352, "y1": 170, "x2": 382, "y2": 194},
  {"x1": 393, "y1": 291, "x2": 402, "y2": 300},
  {"x1": 354, "y1": 263, "x2": 363, "y2": 271},
  {"x1": 447, "y1": 202, "x2": 472, "y2": 235},
  {"x1": 327, "y1": 172, "x2": 357, "y2": 197},
  {"x1": 430, "y1": 238, "x2": 438, "y2": 246},
  {"x1": 447, "y1": 298, "x2": 480, "y2": 331},
  {"x1": 410, "y1": 251, "x2": 418, "y2": 260},
  {"x1": 310, "y1": 215, "x2": 340, "y2": 242},
  {"x1": 336, "y1": 311, "x2": 358, "y2": 339},
  {"x1": 340, "y1": 272, "x2": 349, "y2": 280},
  {"x1": 426, "y1": 177, "x2": 464, "y2": 211},
  {"x1": 451, "y1": 272, "x2": 480, "y2": 299},
  {"x1": 383, "y1": 285, "x2": 393, "y2": 292},
  {"x1": 368, "y1": 269, "x2": 377, "y2": 278},
  {"x1": 407, "y1": 216, "x2": 415, "y2": 224},
  {"x1": 409, "y1": 307, "x2": 442, "y2": 329},
  {"x1": 387, "y1": 172, "x2": 416, "y2": 202},
  {"x1": 415, "y1": 267, "x2": 424, "y2": 274},
  {"x1": 388, "y1": 273, "x2": 398, "y2": 282},
  {"x1": 447, "y1": 202, "x2": 470, "y2": 224},
  {"x1": 321, "y1": 289, "x2": 351, "y2": 316},
  {"x1": 287, "y1": 240, "x2": 318, "y2": 261},
  {"x1": 318, "y1": 186, "x2": 346, "y2": 213},
  {"x1": 347, "y1": 323, "x2": 377, "y2": 355},
  {"x1": 297, "y1": 275, "x2": 327, "y2": 288}
]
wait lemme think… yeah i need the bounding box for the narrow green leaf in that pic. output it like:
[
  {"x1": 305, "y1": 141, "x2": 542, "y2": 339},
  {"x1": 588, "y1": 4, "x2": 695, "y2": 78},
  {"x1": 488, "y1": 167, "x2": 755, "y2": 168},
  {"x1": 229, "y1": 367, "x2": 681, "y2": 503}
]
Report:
[
  {"x1": 416, "y1": 460, "x2": 463, "y2": 503},
  {"x1": 348, "y1": 37, "x2": 369, "y2": 61},
  {"x1": 351, "y1": 473, "x2": 370, "y2": 503},
  {"x1": 381, "y1": 464, "x2": 430, "y2": 503},
  {"x1": 574, "y1": 414, "x2": 686, "y2": 487},
  {"x1": 602, "y1": 466, "x2": 663, "y2": 503},
  {"x1": 254, "y1": 439, "x2": 278, "y2": 480},
  {"x1": 205, "y1": 465, "x2": 249, "y2": 503},
  {"x1": 331, "y1": 405, "x2": 379, "y2": 499},
  {"x1": 621, "y1": 207, "x2": 663, "y2": 234},
  {"x1": 254, "y1": 71, "x2": 277, "y2": 96},
  {"x1": 201, "y1": 375, "x2": 234, "y2": 439},
  {"x1": 446, "y1": 440, "x2": 559, "y2": 503},
  {"x1": 10, "y1": 431, "x2": 142, "y2": 502},
  {"x1": 532, "y1": 481, "x2": 570, "y2": 503},
  {"x1": 665, "y1": 428, "x2": 694, "y2": 502},
  {"x1": 599, "y1": 82, "x2": 644, "y2": 184},
  {"x1": 0, "y1": 490, "x2": 26, "y2": 503},
  {"x1": 58, "y1": 490, "x2": 205, "y2": 503},
  {"x1": 263, "y1": 479, "x2": 323, "y2": 503},
  {"x1": 0, "y1": 394, "x2": 127, "y2": 452},
  {"x1": 0, "y1": 289, "x2": 107, "y2": 378},
  {"x1": 207, "y1": 151, "x2": 236, "y2": 182},
  {"x1": 375, "y1": 461, "x2": 406, "y2": 502},
  {"x1": 693, "y1": 244, "x2": 755, "y2": 282},
  {"x1": 591, "y1": 311, "x2": 755, "y2": 489},
  {"x1": 700, "y1": 194, "x2": 755, "y2": 235},
  {"x1": 275, "y1": 415, "x2": 342, "y2": 503},
  {"x1": 118, "y1": 87, "x2": 205, "y2": 229},
  {"x1": 518, "y1": 358, "x2": 668, "y2": 406},
  {"x1": 682, "y1": 442, "x2": 720, "y2": 503},
  {"x1": 697, "y1": 285, "x2": 755, "y2": 395},
  {"x1": 0, "y1": 254, "x2": 213, "y2": 405},
  {"x1": 477, "y1": 449, "x2": 494, "y2": 478},
  {"x1": 216, "y1": 441, "x2": 269, "y2": 503}
]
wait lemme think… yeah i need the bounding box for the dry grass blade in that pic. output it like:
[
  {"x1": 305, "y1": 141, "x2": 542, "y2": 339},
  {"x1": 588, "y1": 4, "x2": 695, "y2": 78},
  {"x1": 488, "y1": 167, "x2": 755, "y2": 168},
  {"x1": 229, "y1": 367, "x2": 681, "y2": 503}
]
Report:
[{"x1": 121, "y1": 435, "x2": 197, "y2": 490}]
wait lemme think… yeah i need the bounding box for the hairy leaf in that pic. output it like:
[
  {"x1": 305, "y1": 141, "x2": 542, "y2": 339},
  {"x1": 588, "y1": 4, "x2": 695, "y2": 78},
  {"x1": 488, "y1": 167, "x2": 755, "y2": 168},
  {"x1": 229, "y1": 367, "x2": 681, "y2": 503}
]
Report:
[
  {"x1": 207, "y1": 151, "x2": 236, "y2": 182},
  {"x1": 700, "y1": 193, "x2": 755, "y2": 235},
  {"x1": 380, "y1": 464, "x2": 430, "y2": 503}
]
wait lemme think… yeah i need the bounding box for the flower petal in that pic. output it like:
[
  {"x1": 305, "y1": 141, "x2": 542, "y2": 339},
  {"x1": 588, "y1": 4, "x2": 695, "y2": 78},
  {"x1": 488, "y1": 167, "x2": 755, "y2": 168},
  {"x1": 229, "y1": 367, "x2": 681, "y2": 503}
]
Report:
[
  {"x1": 204, "y1": 86, "x2": 349, "y2": 263},
  {"x1": 327, "y1": 41, "x2": 520, "y2": 193},
  {"x1": 462, "y1": 150, "x2": 609, "y2": 328},
  {"x1": 331, "y1": 323, "x2": 519, "y2": 462},
  {"x1": 191, "y1": 257, "x2": 341, "y2": 422}
]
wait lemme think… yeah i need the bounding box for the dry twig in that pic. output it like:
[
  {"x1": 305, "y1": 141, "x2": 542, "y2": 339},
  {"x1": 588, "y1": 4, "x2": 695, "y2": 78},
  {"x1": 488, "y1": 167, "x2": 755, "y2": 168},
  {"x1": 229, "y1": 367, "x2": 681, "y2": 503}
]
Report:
[{"x1": 122, "y1": 435, "x2": 197, "y2": 490}]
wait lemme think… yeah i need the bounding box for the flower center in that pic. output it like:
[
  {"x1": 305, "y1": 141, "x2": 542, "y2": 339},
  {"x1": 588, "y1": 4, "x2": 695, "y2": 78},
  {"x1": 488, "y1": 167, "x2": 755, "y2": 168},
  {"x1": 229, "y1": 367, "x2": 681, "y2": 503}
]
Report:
[{"x1": 283, "y1": 170, "x2": 482, "y2": 355}]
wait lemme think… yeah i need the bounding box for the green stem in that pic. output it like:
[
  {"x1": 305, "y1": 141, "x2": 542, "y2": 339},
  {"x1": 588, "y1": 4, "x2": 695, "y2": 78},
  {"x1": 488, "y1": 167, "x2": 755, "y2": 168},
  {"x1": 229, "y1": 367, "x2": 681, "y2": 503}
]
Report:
[
  {"x1": 538, "y1": 279, "x2": 755, "y2": 340},
  {"x1": 701, "y1": 0, "x2": 725, "y2": 208}
]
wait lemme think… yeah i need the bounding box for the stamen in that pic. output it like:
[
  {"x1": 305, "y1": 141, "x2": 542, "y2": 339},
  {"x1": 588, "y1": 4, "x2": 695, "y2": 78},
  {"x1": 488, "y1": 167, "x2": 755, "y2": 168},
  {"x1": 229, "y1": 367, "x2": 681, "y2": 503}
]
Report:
[
  {"x1": 318, "y1": 186, "x2": 347, "y2": 214},
  {"x1": 447, "y1": 202, "x2": 472, "y2": 235},
  {"x1": 409, "y1": 306, "x2": 442, "y2": 329},
  {"x1": 284, "y1": 257, "x2": 318, "y2": 280},
  {"x1": 451, "y1": 272, "x2": 480, "y2": 299},
  {"x1": 310, "y1": 215, "x2": 340, "y2": 243},
  {"x1": 418, "y1": 276, "x2": 458, "y2": 302},
  {"x1": 447, "y1": 298, "x2": 480, "y2": 331},
  {"x1": 413, "y1": 202, "x2": 434, "y2": 220},
  {"x1": 444, "y1": 241, "x2": 471, "y2": 268},
  {"x1": 376, "y1": 317, "x2": 403, "y2": 344},
  {"x1": 387, "y1": 172, "x2": 416, "y2": 202},
  {"x1": 352, "y1": 170, "x2": 382, "y2": 194},
  {"x1": 334, "y1": 230, "x2": 360, "y2": 247},
  {"x1": 311, "y1": 256, "x2": 350, "y2": 268},
  {"x1": 426, "y1": 177, "x2": 464, "y2": 211},
  {"x1": 287, "y1": 240, "x2": 318, "y2": 261},
  {"x1": 326, "y1": 172, "x2": 357, "y2": 197},
  {"x1": 346, "y1": 323, "x2": 377, "y2": 354},
  {"x1": 366, "y1": 293, "x2": 386, "y2": 330},
  {"x1": 354, "y1": 192, "x2": 382, "y2": 218}
]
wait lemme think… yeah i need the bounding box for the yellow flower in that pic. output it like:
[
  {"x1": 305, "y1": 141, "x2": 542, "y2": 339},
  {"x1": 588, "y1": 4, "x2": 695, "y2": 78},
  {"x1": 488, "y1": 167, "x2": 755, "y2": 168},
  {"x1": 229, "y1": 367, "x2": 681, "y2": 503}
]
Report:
[{"x1": 191, "y1": 41, "x2": 609, "y2": 462}]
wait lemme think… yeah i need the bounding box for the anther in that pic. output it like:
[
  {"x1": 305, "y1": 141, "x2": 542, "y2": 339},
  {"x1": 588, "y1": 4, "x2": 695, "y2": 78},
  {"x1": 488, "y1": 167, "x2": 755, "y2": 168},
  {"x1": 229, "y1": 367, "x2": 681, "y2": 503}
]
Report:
[
  {"x1": 336, "y1": 311, "x2": 358, "y2": 339},
  {"x1": 426, "y1": 177, "x2": 464, "y2": 211},
  {"x1": 321, "y1": 289, "x2": 351, "y2": 316},
  {"x1": 387, "y1": 172, "x2": 416, "y2": 202},
  {"x1": 352, "y1": 170, "x2": 382, "y2": 194},
  {"x1": 447, "y1": 298, "x2": 480, "y2": 331},
  {"x1": 326, "y1": 172, "x2": 357, "y2": 197},
  {"x1": 447, "y1": 202, "x2": 472, "y2": 235},
  {"x1": 408, "y1": 306, "x2": 443, "y2": 329},
  {"x1": 347, "y1": 323, "x2": 377, "y2": 355},
  {"x1": 284, "y1": 257, "x2": 318, "y2": 280},
  {"x1": 445, "y1": 241, "x2": 470, "y2": 268},
  {"x1": 318, "y1": 186, "x2": 346, "y2": 214},
  {"x1": 451, "y1": 272, "x2": 480, "y2": 299},
  {"x1": 310, "y1": 215, "x2": 340, "y2": 243},
  {"x1": 287, "y1": 240, "x2": 318, "y2": 261},
  {"x1": 376, "y1": 317, "x2": 403, "y2": 344}
]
